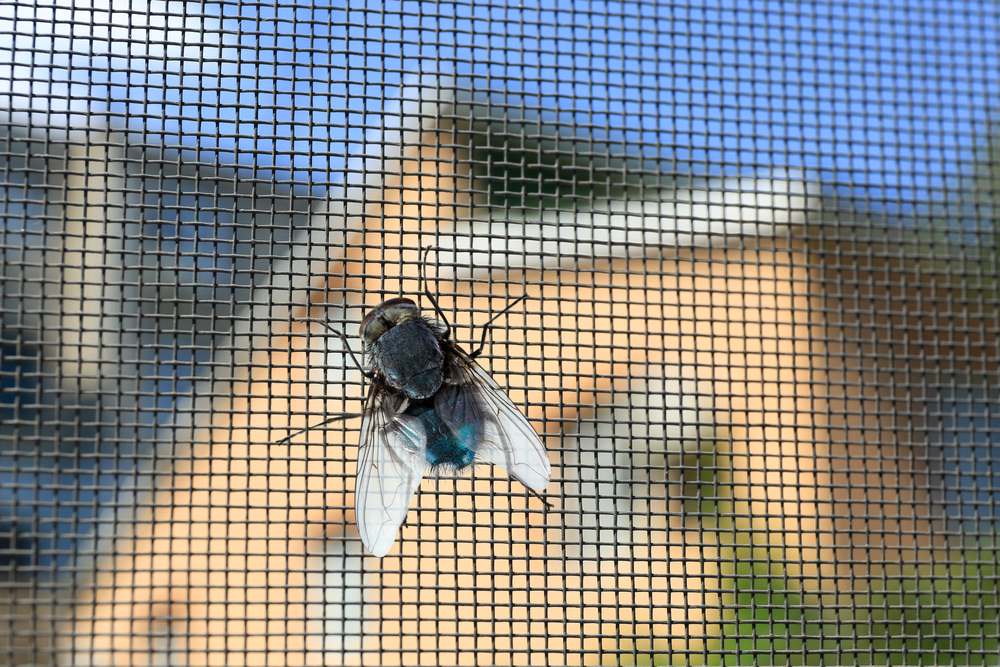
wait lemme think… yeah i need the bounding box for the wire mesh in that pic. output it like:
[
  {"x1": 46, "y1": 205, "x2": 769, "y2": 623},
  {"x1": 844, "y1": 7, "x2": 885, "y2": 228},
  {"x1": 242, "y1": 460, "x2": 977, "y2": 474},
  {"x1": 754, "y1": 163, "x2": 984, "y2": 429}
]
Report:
[{"x1": 2, "y1": 2, "x2": 999, "y2": 665}]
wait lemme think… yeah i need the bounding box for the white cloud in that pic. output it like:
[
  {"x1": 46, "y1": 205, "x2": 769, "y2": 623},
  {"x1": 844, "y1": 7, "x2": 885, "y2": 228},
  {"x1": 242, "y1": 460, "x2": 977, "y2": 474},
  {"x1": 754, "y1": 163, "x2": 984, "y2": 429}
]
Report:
[{"x1": 0, "y1": 0, "x2": 229, "y2": 125}]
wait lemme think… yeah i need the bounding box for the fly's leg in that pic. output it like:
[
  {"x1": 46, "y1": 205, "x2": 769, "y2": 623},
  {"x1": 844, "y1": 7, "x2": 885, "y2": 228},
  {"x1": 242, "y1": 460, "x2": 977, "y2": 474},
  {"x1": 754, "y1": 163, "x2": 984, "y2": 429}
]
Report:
[
  {"x1": 419, "y1": 245, "x2": 453, "y2": 339},
  {"x1": 273, "y1": 413, "x2": 362, "y2": 447},
  {"x1": 301, "y1": 317, "x2": 373, "y2": 378},
  {"x1": 468, "y1": 293, "x2": 528, "y2": 359},
  {"x1": 525, "y1": 486, "x2": 553, "y2": 510},
  {"x1": 275, "y1": 317, "x2": 372, "y2": 446}
]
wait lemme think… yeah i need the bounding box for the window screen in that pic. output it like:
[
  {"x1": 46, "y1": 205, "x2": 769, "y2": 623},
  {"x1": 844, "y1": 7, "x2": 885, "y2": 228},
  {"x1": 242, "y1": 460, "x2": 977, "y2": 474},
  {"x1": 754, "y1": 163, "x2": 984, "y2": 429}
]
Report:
[{"x1": 2, "y1": 2, "x2": 999, "y2": 665}]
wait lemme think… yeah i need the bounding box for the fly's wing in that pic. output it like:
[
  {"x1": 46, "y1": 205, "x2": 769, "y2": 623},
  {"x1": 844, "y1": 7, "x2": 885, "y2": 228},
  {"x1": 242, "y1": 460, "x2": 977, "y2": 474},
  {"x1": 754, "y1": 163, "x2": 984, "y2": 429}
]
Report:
[
  {"x1": 355, "y1": 387, "x2": 427, "y2": 557},
  {"x1": 439, "y1": 350, "x2": 551, "y2": 491}
]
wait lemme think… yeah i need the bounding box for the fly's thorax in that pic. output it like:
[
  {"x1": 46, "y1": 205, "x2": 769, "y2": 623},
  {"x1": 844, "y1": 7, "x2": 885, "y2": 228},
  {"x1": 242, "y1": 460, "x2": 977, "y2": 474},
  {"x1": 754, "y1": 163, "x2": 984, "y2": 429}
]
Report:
[{"x1": 370, "y1": 318, "x2": 446, "y2": 400}]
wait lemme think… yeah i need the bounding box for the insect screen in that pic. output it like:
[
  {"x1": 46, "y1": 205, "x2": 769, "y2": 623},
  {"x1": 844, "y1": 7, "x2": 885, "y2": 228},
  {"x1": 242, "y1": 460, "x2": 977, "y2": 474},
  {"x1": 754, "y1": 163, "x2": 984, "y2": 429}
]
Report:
[{"x1": 2, "y1": 2, "x2": 999, "y2": 665}]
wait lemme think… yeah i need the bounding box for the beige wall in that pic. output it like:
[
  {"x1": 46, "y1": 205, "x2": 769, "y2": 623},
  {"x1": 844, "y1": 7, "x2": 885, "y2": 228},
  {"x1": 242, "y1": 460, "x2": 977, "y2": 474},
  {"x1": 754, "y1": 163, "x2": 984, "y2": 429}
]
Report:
[{"x1": 66, "y1": 133, "x2": 992, "y2": 666}]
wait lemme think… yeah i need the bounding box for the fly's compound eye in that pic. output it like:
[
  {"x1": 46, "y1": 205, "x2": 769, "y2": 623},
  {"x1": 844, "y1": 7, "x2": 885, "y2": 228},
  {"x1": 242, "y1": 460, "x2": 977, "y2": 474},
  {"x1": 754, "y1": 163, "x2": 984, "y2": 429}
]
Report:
[{"x1": 360, "y1": 297, "x2": 420, "y2": 346}]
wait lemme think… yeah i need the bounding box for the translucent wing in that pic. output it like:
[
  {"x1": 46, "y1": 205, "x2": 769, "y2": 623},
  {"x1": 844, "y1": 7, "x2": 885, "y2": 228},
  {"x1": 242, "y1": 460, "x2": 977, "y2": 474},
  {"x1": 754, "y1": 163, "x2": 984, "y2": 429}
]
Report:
[
  {"x1": 439, "y1": 349, "x2": 551, "y2": 490},
  {"x1": 355, "y1": 386, "x2": 427, "y2": 557}
]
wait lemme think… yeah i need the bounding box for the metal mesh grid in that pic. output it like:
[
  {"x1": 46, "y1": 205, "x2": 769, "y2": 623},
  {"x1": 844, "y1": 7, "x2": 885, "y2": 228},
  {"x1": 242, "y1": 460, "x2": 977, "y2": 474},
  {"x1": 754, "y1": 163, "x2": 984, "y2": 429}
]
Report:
[{"x1": 2, "y1": 2, "x2": 999, "y2": 665}]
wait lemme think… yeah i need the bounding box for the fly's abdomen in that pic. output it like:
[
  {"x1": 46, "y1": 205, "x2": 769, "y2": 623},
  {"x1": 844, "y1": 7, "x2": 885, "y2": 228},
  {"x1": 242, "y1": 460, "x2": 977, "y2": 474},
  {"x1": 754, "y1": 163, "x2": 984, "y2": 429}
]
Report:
[{"x1": 405, "y1": 402, "x2": 477, "y2": 469}]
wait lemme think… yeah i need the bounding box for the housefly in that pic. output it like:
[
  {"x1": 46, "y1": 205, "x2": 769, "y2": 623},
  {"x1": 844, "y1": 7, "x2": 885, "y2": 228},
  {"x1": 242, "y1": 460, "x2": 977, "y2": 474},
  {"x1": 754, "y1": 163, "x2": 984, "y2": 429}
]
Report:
[{"x1": 286, "y1": 281, "x2": 551, "y2": 557}]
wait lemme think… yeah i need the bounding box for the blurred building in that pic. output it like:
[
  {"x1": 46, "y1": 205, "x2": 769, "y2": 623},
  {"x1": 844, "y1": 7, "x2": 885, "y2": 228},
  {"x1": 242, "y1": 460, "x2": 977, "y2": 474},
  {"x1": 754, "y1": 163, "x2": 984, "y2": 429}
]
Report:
[{"x1": 3, "y1": 82, "x2": 998, "y2": 664}]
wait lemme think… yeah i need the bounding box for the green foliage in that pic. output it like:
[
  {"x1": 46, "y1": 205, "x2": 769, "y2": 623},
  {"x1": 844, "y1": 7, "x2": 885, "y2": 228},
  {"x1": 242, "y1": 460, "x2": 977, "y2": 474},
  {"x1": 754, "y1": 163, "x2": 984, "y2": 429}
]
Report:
[
  {"x1": 713, "y1": 547, "x2": 1000, "y2": 666},
  {"x1": 591, "y1": 455, "x2": 1000, "y2": 667}
]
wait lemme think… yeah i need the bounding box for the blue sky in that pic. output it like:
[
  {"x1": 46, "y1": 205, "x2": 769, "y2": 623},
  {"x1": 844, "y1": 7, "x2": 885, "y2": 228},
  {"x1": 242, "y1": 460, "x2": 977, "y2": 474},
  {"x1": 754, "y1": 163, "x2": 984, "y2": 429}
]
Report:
[
  {"x1": 2, "y1": 0, "x2": 999, "y2": 561},
  {"x1": 3, "y1": 0, "x2": 999, "y2": 205}
]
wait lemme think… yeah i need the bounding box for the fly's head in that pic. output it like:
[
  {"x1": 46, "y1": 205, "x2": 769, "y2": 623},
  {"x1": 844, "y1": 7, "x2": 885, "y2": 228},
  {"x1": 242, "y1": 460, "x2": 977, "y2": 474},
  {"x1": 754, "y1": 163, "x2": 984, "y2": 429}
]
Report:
[{"x1": 360, "y1": 298, "x2": 422, "y2": 348}]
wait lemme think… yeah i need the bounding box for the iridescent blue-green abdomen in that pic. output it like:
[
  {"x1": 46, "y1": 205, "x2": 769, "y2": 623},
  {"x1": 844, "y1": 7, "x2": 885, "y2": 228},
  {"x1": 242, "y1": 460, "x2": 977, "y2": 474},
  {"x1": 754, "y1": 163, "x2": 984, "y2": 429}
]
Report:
[{"x1": 404, "y1": 402, "x2": 479, "y2": 469}]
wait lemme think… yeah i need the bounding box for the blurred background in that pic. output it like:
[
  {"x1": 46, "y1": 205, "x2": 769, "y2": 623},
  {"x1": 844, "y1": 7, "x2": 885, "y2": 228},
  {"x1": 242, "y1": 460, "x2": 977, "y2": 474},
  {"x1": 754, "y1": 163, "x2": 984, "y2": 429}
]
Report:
[{"x1": 1, "y1": 1, "x2": 999, "y2": 665}]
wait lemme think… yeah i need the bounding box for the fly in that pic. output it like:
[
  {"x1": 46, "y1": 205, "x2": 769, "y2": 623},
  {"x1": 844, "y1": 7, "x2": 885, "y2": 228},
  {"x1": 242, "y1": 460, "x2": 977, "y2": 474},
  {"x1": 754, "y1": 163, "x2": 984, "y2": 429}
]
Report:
[{"x1": 280, "y1": 259, "x2": 551, "y2": 557}]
